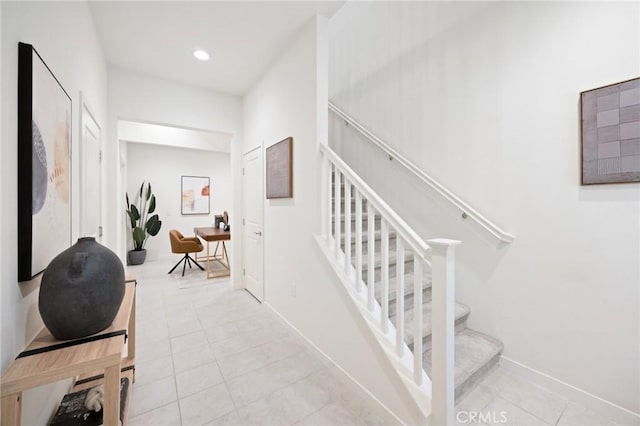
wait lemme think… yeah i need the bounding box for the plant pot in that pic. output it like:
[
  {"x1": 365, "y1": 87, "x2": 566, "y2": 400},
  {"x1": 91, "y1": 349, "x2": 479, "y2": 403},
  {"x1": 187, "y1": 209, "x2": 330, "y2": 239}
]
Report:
[
  {"x1": 128, "y1": 249, "x2": 147, "y2": 265},
  {"x1": 39, "y1": 237, "x2": 125, "y2": 340}
]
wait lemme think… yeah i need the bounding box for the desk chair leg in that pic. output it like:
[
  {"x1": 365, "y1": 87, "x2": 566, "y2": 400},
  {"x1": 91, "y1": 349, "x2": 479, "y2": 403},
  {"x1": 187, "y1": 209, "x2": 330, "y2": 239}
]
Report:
[
  {"x1": 168, "y1": 253, "x2": 206, "y2": 276},
  {"x1": 168, "y1": 254, "x2": 189, "y2": 275}
]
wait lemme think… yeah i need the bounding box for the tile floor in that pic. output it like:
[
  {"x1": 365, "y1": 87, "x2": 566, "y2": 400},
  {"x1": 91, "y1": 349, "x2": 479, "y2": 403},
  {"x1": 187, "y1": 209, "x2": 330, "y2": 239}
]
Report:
[
  {"x1": 453, "y1": 368, "x2": 630, "y2": 426},
  {"x1": 126, "y1": 258, "x2": 629, "y2": 426}
]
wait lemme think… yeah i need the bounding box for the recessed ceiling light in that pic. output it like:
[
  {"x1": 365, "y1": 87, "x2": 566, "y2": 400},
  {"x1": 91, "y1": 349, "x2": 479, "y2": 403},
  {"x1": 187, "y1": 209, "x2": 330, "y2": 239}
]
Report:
[{"x1": 193, "y1": 49, "x2": 210, "y2": 61}]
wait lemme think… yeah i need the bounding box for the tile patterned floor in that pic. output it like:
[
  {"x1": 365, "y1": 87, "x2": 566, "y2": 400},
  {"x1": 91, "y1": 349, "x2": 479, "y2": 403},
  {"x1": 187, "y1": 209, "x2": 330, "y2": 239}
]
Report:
[
  {"x1": 127, "y1": 259, "x2": 628, "y2": 426},
  {"x1": 127, "y1": 259, "x2": 395, "y2": 426},
  {"x1": 453, "y1": 368, "x2": 629, "y2": 426}
]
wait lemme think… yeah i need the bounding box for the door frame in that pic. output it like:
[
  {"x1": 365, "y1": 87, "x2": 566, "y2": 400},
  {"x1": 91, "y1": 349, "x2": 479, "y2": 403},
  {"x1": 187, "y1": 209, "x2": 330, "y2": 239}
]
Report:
[
  {"x1": 242, "y1": 144, "x2": 265, "y2": 301},
  {"x1": 79, "y1": 92, "x2": 103, "y2": 241}
]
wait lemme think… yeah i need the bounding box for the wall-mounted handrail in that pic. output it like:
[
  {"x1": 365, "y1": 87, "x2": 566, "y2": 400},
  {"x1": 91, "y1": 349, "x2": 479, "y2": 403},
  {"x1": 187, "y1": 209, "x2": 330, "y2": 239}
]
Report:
[{"x1": 329, "y1": 102, "x2": 515, "y2": 244}]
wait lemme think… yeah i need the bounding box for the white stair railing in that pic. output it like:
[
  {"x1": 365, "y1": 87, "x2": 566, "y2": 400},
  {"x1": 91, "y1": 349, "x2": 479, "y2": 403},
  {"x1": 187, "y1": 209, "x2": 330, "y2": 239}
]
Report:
[
  {"x1": 329, "y1": 102, "x2": 515, "y2": 245},
  {"x1": 318, "y1": 143, "x2": 460, "y2": 424}
]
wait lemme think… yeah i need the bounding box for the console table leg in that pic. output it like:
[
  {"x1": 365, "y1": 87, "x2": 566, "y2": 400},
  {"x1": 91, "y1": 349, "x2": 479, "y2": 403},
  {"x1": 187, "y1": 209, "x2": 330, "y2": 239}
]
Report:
[
  {"x1": 103, "y1": 365, "x2": 121, "y2": 426},
  {"x1": 128, "y1": 290, "x2": 136, "y2": 362},
  {"x1": 1, "y1": 392, "x2": 22, "y2": 426}
]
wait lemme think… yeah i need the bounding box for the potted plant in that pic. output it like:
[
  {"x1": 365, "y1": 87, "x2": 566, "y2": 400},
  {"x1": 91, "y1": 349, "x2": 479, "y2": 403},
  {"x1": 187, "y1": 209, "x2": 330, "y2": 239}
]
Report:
[{"x1": 125, "y1": 181, "x2": 162, "y2": 265}]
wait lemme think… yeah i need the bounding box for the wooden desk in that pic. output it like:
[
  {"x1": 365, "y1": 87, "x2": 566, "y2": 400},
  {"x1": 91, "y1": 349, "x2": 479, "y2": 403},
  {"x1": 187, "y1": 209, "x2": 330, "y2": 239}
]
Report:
[
  {"x1": 1, "y1": 281, "x2": 136, "y2": 426},
  {"x1": 194, "y1": 227, "x2": 231, "y2": 279}
]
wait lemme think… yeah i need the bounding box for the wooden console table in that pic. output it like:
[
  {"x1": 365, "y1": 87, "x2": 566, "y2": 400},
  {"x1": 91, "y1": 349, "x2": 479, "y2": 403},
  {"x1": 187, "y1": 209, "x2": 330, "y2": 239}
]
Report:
[
  {"x1": 194, "y1": 227, "x2": 231, "y2": 279},
  {"x1": 0, "y1": 279, "x2": 136, "y2": 426}
]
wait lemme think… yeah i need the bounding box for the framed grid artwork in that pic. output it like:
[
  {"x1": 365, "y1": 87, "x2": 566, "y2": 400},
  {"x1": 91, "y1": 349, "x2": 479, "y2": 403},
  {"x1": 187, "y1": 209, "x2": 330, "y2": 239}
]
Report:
[{"x1": 581, "y1": 77, "x2": 640, "y2": 184}]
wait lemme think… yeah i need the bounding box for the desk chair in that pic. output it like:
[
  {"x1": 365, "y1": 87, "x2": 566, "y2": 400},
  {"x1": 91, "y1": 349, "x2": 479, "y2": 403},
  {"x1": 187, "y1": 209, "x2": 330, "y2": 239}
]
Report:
[{"x1": 168, "y1": 230, "x2": 205, "y2": 276}]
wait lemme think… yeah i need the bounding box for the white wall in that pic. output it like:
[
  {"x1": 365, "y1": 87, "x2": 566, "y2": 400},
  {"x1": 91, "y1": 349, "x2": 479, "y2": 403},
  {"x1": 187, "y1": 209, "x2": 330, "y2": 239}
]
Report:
[
  {"x1": 242, "y1": 16, "x2": 423, "y2": 424},
  {"x1": 120, "y1": 120, "x2": 232, "y2": 153},
  {"x1": 1, "y1": 2, "x2": 108, "y2": 424},
  {"x1": 330, "y1": 1, "x2": 640, "y2": 414},
  {"x1": 106, "y1": 69, "x2": 242, "y2": 271},
  {"x1": 126, "y1": 142, "x2": 232, "y2": 262}
]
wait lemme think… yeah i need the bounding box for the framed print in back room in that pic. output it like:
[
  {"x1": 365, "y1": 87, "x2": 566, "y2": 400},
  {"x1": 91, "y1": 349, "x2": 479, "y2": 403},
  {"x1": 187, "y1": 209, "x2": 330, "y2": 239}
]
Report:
[{"x1": 181, "y1": 176, "x2": 210, "y2": 215}]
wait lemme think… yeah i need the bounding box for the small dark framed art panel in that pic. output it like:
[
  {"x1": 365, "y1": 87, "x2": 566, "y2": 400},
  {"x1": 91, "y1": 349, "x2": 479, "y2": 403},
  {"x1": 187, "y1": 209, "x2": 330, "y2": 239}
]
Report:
[
  {"x1": 581, "y1": 77, "x2": 640, "y2": 185},
  {"x1": 181, "y1": 176, "x2": 210, "y2": 215},
  {"x1": 18, "y1": 42, "x2": 72, "y2": 281},
  {"x1": 266, "y1": 137, "x2": 293, "y2": 199}
]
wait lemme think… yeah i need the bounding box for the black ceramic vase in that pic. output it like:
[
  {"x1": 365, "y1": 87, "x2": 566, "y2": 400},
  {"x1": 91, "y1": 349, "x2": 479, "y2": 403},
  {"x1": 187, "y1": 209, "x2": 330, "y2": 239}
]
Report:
[{"x1": 39, "y1": 237, "x2": 125, "y2": 340}]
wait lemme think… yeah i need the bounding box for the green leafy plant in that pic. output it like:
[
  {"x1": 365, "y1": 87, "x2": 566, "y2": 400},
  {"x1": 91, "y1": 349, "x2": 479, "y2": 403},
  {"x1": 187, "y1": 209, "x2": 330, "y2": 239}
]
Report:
[{"x1": 125, "y1": 181, "x2": 162, "y2": 251}]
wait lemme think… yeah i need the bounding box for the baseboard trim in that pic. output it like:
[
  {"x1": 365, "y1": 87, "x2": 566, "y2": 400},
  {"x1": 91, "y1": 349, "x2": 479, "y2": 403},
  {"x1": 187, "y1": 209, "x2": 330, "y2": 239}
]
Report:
[
  {"x1": 263, "y1": 301, "x2": 406, "y2": 426},
  {"x1": 500, "y1": 356, "x2": 640, "y2": 426}
]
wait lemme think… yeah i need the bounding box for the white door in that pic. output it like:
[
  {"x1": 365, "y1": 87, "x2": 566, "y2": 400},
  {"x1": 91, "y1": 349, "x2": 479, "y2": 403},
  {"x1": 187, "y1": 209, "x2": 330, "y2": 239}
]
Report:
[
  {"x1": 243, "y1": 147, "x2": 264, "y2": 301},
  {"x1": 80, "y1": 94, "x2": 102, "y2": 241}
]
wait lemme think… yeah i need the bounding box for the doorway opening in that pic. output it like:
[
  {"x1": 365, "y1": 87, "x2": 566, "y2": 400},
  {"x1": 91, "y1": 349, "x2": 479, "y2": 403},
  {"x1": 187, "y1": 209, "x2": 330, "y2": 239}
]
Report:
[{"x1": 116, "y1": 120, "x2": 233, "y2": 274}]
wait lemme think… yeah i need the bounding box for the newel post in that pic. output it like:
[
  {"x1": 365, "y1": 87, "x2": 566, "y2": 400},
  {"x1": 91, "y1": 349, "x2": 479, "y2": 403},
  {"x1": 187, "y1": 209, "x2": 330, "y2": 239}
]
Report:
[{"x1": 427, "y1": 238, "x2": 461, "y2": 426}]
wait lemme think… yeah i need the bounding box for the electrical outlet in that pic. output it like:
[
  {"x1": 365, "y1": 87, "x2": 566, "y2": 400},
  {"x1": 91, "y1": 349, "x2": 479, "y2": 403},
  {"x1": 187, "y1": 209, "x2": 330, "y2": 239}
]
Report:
[{"x1": 291, "y1": 282, "x2": 297, "y2": 298}]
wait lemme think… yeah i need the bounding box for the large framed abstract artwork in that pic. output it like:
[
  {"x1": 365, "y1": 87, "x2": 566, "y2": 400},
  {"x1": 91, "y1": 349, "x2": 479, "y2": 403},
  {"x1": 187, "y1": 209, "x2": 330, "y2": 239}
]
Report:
[
  {"x1": 266, "y1": 137, "x2": 293, "y2": 199},
  {"x1": 181, "y1": 176, "x2": 210, "y2": 215},
  {"x1": 18, "y1": 42, "x2": 72, "y2": 281},
  {"x1": 581, "y1": 77, "x2": 640, "y2": 185}
]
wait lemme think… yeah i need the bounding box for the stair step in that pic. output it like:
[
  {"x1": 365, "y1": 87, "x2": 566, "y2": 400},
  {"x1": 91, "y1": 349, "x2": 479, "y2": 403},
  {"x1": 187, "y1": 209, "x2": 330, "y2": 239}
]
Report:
[
  {"x1": 347, "y1": 236, "x2": 402, "y2": 258},
  {"x1": 332, "y1": 215, "x2": 382, "y2": 235},
  {"x1": 423, "y1": 329, "x2": 503, "y2": 402},
  {"x1": 340, "y1": 229, "x2": 396, "y2": 247},
  {"x1": 335, "y1": 213, "x2": 381, "y2": 224},
  {"x1": 332, "y1": 196, "x2": 369, "y2": 204},
  {"x1": 359, "y1": 249, "x2": 415, "y2": 279},
  {"x1": 335, "y1": 211, "x2": 378, "y2": 219},
  {"x1": 374, "y1": 272, "x2": 432, "y2": 317},
  {"x1": 393, "y1": 301, "x2": 470, "y2": 353},
  {"x1": 374, "y1": 271, "x2": 431, "y2": 302}
]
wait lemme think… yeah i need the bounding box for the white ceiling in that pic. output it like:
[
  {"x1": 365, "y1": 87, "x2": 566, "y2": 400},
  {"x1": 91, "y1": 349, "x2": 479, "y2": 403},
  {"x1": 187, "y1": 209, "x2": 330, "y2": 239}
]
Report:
[{"x1": 89, "y1": 1, "x2": 344, "y2": 96}]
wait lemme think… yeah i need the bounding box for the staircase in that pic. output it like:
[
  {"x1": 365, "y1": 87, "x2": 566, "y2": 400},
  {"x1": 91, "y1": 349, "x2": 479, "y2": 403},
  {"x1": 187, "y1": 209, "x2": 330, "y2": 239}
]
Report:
[
  {"x1": 335, "y1": 180, "x2": 503, "y2": 403},
  {"x1": 316, "y1": 142, "x2": 506, "y2": 425}
]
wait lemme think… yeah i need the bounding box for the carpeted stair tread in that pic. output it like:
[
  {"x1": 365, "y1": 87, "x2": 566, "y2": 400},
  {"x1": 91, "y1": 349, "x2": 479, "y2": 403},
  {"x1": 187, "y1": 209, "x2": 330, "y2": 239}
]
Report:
[
  {"x1": 335, "y1": 213, "x2": 381, "y2": 224},
  {"x1": 350, "y1": 246, "x2": 415, "y2": 270},
  {"x1": 372, "y1": 271, "x2": 432, "y2": 302},
  {"x1": 422, "y1": 328, "x2": 503, "y2": 401},
  {"x1": 331, "y1": 196, "x2": 369, "y2": 205},
  {"x1": 394, "y1": 300, "x2": 470, "y2": 348},
  {"x1": 340, "y1": 229, "x2": 396, "y2": 246}
]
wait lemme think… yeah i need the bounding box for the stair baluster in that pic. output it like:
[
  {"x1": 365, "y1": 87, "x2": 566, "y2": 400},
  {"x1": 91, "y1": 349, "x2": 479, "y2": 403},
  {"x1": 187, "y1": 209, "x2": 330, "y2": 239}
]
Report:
[
  {"x1": 381, "y1": 219, "x2": 390, "y2": 333},
  {"x1": 325, "y1": 160, "x2": 332, "y2": 242},
  {"x1": 395, "y1": 238, "x2": 405, "y2": 357},
  {"x1": 413, "y1": 256, "x2": 424, "y2": 385},
  {"x1": 334, "y1": 170, "x2": 341, "y2": 256},
  {"x1": 355, "y1": 190, "x2": 363, "y2": 292},
  {"x1": 367, "y1": 204, "x2": 376, "y2": 312},
  {"x1": 344, "y1": 180, "x2": 352, "y2": 276}
]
